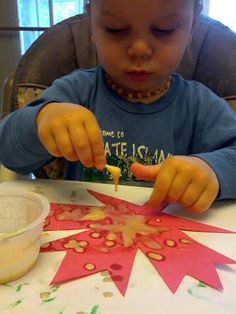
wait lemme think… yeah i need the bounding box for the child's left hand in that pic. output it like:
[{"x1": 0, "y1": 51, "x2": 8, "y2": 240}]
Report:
[{"x1": 130, "y1": 156, "x2": 219, "y2": 213}]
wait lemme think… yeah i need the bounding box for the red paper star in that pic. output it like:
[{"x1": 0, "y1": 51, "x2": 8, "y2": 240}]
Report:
[{"x1": 41, "y1": 190, "x2": 236, "y2": 295}]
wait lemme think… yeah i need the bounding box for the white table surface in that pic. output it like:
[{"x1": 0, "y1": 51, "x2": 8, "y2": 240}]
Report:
[{"x1": 0, "y1": 179, "x2": 236, "y2": 314}]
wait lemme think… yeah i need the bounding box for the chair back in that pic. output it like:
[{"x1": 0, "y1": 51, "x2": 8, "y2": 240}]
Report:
[{"x1": 5, "y1": 14, "x2": 236, "y2": 114}]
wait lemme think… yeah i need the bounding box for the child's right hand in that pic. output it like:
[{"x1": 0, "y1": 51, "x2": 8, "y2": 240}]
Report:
[{"x1": 36, "y1": 102, "x2": 106, "y2": 169}]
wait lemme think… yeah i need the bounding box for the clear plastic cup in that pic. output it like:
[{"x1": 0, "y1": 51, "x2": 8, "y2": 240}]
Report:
[{"x1": 0, "y1": 189, "x2": 50, "y2": 284}]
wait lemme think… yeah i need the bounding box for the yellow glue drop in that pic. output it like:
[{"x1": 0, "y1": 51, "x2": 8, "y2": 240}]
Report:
[{"x1": 106, "y1": 164, "x2": 121, "y2": 192}]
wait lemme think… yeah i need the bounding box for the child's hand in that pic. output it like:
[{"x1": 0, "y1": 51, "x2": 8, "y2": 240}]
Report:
[
  {"x1": 130, "y1": 156, "x2": 219, "y2": 213},
  {"x1": 36, "y1": 102, "x2": 106, "y2": 169}
]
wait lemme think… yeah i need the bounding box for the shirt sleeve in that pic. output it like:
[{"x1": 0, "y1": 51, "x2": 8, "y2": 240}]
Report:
[
  {"x1": 0, "y1": 69, "x2": 96, "y2": 175},
  {"x1": 0, "y1": 78, "x2": 75, "y2": 174},
  {"x1": 0, "y1": 100, "x2": 52, "y2": 174},
  {"x1": 192, "y1": 98, "x2": 236, "y2": 199}
]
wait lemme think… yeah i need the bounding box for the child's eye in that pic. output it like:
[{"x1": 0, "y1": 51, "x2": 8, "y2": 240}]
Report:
[
  {"x1": 151, "y1": 28, "x2": 175, "y2": 37},
  {"x1": 105, "y1": 27, "x2": 129, "y2": 35}
]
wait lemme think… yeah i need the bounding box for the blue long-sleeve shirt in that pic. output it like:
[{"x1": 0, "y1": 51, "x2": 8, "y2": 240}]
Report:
[{"x1": 1, "y1": 65, "x2": 236, "y2": 199}]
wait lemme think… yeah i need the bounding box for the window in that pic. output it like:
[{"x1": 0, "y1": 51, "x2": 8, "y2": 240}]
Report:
[
  {"x1": 17, "y1": 0, "x2": 86, "y2": 54},
  {"x1": 208, "y1": 0, "x2": 236, "y2": 32}
]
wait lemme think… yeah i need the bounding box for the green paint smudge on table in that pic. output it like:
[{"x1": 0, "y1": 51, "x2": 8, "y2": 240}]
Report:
[
  {"x1": 42, "y1": 297, "x2": 56, "y2": 303},
  {"x1": 1, "y1": 283, "x2": 30, "y2": 292},
  {"x1": 40, "y1": 285, "x2": 60, "y2": 303},
  {"x1": 187, "y1": 281, "x2": 208, "y2": 298},
  {"x1": 51, "y1": 285, "x2": 60, "y2": 293},
  {"x1": 16, "y1": 283, "x2": 30, "y2": 292},
  {"x1": 10, "y1": 299, "x2": 23, "y2": 308},
  {"x1": 197, "y1": 282, "x2": 207, "y2": 288},
  {"x1": 90, "y1": 304, "x2": 99, "y2": 314},
  {"x1": 187, "y1": 287, "x2": 193, "y2": 295}
]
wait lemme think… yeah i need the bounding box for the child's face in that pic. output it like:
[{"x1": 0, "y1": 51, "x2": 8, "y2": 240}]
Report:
[{"x1": 88, "y1": 0, "x2": 199, "y2": 92}]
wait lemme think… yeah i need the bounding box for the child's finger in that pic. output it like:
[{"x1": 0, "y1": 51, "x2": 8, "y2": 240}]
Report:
[
  {"x1": 178, "y1": 179, "x2": 207, "y2": 208},
  {"x1": 148, "y1": 163, "x2": 177, "y2": 207},
  {"x1": 38, "y1": 130, "x2": 62, "y2": 158},
  {"x1": 69, "y1": 124, "x2": 94, "y2": 167},
  {"x1": 166, "y1": 175, "x2": 190, "y2": 203},
  {"x1": 166, "y1": 164, "x2": 206, "y2": 203},
  {"x1": 85, "y1": 118, "x2": 106, "y2": 170},
  {"x1": 130, "y1": 162, "x2": 162, "y2": 181},
  {"x1": 187, "y1": 190, "x2": 214, "y2": 213},
  {"x1": 187, "y1": 180, "x2": 218, "y2": 213},
  {"x1": 53, "y1": 128, "x2": 78, "y2": 161}
]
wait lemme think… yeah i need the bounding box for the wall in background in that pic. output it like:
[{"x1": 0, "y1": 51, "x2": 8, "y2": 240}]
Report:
[
  {"x1": 0, "y1": 0, "x2": 85, "y2": 115},
  {"x1": 202, "y1": 0, "x2": 210, "y2": 15},
  {"x1": 208, "y1": 0, "x2": 236, "y2": 32}
]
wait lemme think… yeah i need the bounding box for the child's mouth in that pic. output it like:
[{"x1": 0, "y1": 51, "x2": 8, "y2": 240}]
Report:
[{"x1": 126, "y1": 71, "x2": 152, "y2": 82}]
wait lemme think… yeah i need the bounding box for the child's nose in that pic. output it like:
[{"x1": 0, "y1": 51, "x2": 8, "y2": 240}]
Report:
[{"x1": 128, "y1": 38, "x2": 152, "y2": 60}]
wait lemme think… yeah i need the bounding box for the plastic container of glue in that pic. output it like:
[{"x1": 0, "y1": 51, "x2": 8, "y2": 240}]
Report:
[{"x1": 0, "y1": 189, "x2": 50, "y2": 284}]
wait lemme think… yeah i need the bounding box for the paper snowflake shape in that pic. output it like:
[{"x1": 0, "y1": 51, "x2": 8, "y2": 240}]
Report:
[{"x1": 41, "y1": 190, "x2": 236, "y2": 295}]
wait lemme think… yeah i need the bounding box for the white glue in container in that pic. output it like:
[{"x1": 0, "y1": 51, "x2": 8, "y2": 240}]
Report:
[{"x1": 0, "y1": 189, "x2": 50, "y2": 284}]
